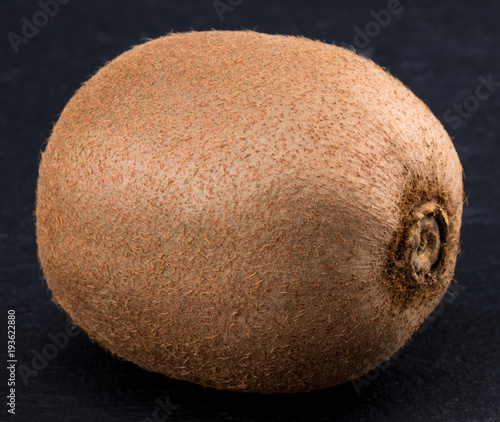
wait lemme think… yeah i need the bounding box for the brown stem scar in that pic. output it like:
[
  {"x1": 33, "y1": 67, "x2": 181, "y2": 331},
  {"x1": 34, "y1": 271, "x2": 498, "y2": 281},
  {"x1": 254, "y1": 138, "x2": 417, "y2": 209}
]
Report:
[{"x1": 405, "y1": 202, "x2": 449, "y2": 284}]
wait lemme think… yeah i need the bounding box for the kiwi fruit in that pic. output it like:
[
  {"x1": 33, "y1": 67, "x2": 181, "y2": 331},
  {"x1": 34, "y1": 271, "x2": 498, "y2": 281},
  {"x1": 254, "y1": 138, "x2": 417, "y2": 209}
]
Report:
[{"x1": 35, "y1": 30, "x2": 464, "y2": 394}]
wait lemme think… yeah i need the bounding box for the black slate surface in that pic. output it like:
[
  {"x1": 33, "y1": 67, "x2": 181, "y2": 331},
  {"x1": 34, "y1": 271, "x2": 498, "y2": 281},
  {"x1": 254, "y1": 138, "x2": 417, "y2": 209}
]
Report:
[{"x1": 1, "y1": 1, "x2": 499, "y2": 421}]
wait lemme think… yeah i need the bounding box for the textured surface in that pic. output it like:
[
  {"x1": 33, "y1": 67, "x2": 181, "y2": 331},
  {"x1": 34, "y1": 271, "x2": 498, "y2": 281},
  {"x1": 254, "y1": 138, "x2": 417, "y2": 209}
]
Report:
[
  {"x1": 36, "y1": 31, "x2": 463, "y2": 393},
  {"x1": 1, "y1": 0, "x2": 499, "y2": 420}
]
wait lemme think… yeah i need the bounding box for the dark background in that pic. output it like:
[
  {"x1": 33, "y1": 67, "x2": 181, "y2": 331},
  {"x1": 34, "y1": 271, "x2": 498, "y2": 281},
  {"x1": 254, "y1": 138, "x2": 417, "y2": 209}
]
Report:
[{"x1": 1, "y1": 0, "x2": 499, "y2": 421}]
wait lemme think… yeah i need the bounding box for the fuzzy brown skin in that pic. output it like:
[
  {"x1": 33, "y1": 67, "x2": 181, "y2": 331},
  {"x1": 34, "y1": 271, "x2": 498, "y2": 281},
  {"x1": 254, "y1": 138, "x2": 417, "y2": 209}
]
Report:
[{"x1": 35, "y1": 30, "x2": 464, "y2": 393}]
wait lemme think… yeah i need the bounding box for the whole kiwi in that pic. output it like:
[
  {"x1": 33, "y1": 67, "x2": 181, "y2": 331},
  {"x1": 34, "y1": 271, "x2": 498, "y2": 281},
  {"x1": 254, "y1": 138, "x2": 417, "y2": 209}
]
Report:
[{"x1": 35, "y1": 30, "x2": 464, "y2": 393}]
